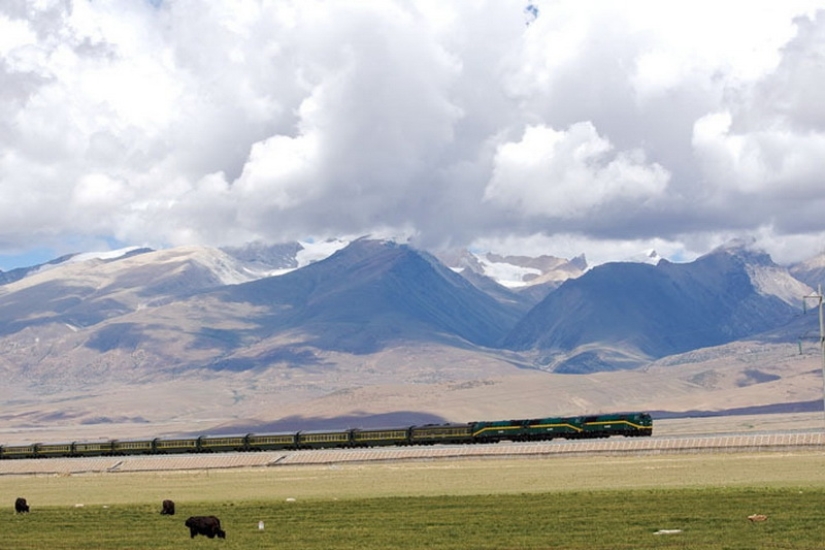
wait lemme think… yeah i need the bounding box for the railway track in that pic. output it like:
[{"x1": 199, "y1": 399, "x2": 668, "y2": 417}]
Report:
[{"x1": 1, "y1": 431, "x2": 823, "y2": 476}]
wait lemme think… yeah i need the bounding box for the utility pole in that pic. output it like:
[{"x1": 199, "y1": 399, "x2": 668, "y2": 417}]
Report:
[{"x1": 802, "y1": 284, "x2": 825, "y2": 425}]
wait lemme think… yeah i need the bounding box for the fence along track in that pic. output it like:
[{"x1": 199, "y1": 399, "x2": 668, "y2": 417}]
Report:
[{"x1": 1, "y1": 432, "x2": 823, "y2": 476}]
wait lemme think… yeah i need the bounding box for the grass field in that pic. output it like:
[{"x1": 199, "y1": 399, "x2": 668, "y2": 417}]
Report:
[
  {"x1": 2, "y1": 451, "x2": 825, "y2": 548},
  {"x1": 4, "y1": 488, "x2": 825, "y2": 550}
]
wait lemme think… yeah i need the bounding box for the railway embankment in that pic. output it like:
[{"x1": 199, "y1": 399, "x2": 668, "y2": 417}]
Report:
[{"x1": 1, "y1": 431, "x2": 823, "y2": 476}]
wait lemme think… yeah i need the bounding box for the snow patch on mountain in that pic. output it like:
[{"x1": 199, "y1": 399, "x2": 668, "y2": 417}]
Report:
[
  {"x1": 65, "y1": 247, "x2": 146, "y2": 264},
  {"x1": 221, "y1": 238, "x2": 351, "y2": 279},
  {"x1": 475, "y1": 257, "x2": 543, "y2": 288},
  {"x1": 254, "y1": 239, "x2": 351, "y2": 277},
  {"x1": 27, "y1": 247, "x2": 147, "y2": 276},
  {"x1": 477, "y1": 253, "x2": 586, "y2": 288},
  {"x1": 438, "y1": 248, "x2": 586, "y2": 289},
  {"x1": 295, "y1": 238, "x2": 350, "y2": 268}
]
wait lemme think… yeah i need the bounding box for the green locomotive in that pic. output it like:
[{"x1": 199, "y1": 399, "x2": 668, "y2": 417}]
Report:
[{"x1": 0, "y1": 412, "x2": 652, "y2": 459}]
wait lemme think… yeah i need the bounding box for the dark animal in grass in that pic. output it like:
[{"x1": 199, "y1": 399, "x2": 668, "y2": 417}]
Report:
[
  {"x1": 14, "y1": 497, "x2": 29, "y2": 513},
  {"x1": 161, "y1": 499, "x2": 175, "y2": 515},
  {"x1": 185, "y1": 516, "x2": 226, "y2": 539}
]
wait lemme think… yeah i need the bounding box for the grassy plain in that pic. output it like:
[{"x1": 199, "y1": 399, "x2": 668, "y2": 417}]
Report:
[
  {"x1": 3, "y1": 452, "x2": 825, "y2": 505},
  {"x1": 2, "y1": 451, "x2": 825, "y2": 548},
  {"x1": 3, "y1": 488, "x2": 825, "y2": 550}
]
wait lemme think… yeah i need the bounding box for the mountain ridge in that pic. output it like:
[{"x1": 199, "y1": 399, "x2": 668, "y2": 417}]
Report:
[{"x1": 0, "y1": 237, "x2": 823, "y2": 442}]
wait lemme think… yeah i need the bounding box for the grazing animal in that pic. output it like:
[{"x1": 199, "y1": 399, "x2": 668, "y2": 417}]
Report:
[
  {"x1": 185, "y1": 516, "x2": 226, "y2": 539},
  {"x1": 161, "y1": 499, "x2": 175, "y2": 515},
  {"x1": 748, "y1": 514, "x2": 768, "y2": 522},
  {"x1": 14, "y1": 498, "x2": 29, "y2": 513}
]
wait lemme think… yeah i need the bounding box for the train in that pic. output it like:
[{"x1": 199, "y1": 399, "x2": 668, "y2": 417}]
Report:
[{"x1": 0, "y1": 411, "x2": 652, "y2": 460}]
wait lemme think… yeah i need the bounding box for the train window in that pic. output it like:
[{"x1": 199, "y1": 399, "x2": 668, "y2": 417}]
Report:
[
  {"x1": 252, "y1": 435, "x2": 293, "y2": 444},
  {"x1": 206, "y1": 438, "x2": 242, "y2": 446},
  {"x1": 157, "y1": 440, "x2": 196, "y2": 448},
  {"x1": 119, "y1": 441, "x2": 151, "y2": 449},
  {"x1": 302, "y1": 433, "x2": 347, "y2": 443}
]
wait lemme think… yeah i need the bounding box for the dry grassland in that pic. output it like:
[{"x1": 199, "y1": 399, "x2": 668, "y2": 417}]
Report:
[
  {"x1": 2, "y1": 450, "x2": 825, "y2": 508},
  {"x1": 654, "y1": 412, "x2": 825, "y2": 435}
]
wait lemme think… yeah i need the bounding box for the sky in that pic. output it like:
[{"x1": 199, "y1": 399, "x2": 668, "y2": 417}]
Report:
[{"x1": 1, "y1": 0, "x2": 825, "y2": 271}]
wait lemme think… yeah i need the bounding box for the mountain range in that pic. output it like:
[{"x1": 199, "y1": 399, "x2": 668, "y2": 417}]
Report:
[{"x1": 0, "y1": 237, "x2": 823, "y2": 443}]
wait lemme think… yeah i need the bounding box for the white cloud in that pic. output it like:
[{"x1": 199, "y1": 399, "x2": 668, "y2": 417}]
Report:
[
  {"x1": 693, "y1": 111, "x2": 825, "y2": 197},
  {"x1": 234, "y1": 133, "x2": 322, "y2": 210},
  {"x1": 72, "y1": 173, "x2": 129, "y2": 212},
  {"x1": 0, "y1": 13, "x2": 35, "y2": 57},
  {"x1": 627, "y1": 2, "x2": 811, "y2": 99},
  {"x1": 1, "y1": 0, "x2": 825, "y2": 268},
  {"x1": 484, "y1": 122, "x2": 669, "y2": 218}
]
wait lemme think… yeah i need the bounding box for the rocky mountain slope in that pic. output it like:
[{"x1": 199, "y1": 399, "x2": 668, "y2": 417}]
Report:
[
  {"x1": 503, "y1": 243, "x2": 811, "y2": 372},
  {"x1": 0, "y1": 237, "x2": 823, "y2": 443}
]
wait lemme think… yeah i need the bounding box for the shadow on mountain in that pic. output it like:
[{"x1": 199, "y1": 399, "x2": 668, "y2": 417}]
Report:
[
  {"x1": 207, "y1": 347, "x2": 329, "y2": 371},
  {"x1": 86, "y1": 323, "x2": 155, "y2": 352},
  {"x1": 0, "y1": 280, "x2": 122, "y2": 337},
  {"x1": 191, "y1": 327, "x2": 248, "y2": 349},
  {"x1": 650, "y1": 399, "x2": 823, "y2": 419},
  {"x1": 504, "y1": 246, "x2": 804, "y2": 373},
  {"x1": 553, "y1": 349, "x2": 650, "y2": 374},
  {"x1": 736, "y1": 368, "x2": 781, "y2": 387},
  {"x1": 203, "y1": 411, "x2": 451, "y2": 435},
  {"x1": 207, "y1": 239, "x2": 522, "y2": 356}
]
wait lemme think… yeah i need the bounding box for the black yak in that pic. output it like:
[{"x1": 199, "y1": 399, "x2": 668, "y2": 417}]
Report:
[
  {"x1": 185, "y1": 516, "x2": 226, "y2": 539},
  {"x1": 14, "y1": 497, "x2": 29, "y2": 513},
  {"x1": 161, "y1": 499, "x2": 175, "y2": 515}
]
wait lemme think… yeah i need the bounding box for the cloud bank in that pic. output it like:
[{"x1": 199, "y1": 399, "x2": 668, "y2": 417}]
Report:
[{"x1": 1, "y1": 0, "x2": 824, "y2": 268}]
